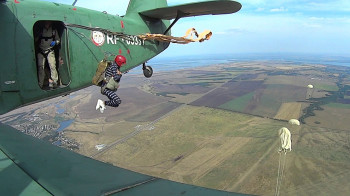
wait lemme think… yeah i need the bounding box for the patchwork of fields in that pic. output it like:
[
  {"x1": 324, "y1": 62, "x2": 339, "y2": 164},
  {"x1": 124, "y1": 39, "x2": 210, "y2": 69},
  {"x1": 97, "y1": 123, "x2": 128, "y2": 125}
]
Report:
[
  {"x1": 65, "y1": 62, "x2": 350, "y2": 195},
  {"x1": 67, "y1": 62, "x2": 350, "y2": 195},
  {"x1": 4, "y1": 61, "x2": 350, "y2": 195}
]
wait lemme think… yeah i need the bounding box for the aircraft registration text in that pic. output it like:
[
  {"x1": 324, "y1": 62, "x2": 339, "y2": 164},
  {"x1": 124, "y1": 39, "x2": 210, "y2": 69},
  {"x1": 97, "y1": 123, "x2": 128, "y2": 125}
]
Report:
[
  {"x1": 91, "y1": 31, "x2": 144, "y2": 46},
  {"x1": 107, "y1": 34, "x2": 145, "y2": 46}
]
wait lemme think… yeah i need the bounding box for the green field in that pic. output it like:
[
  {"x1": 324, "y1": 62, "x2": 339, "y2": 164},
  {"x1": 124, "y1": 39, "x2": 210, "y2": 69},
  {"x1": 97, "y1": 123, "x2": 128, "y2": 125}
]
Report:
[
  {"x1": 315, "y1": 84, "x2": 339, "y2": 91},
  {"x1": 219, "y1": 92, "x2": 255, "y2": 112},
  {"x1": 326, "y1": 102, "x2": 350, "y2": 109}
]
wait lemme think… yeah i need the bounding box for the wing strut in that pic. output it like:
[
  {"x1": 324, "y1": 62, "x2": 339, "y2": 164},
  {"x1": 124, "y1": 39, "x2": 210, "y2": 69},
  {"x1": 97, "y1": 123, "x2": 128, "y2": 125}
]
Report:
[
  {"x1": 72, "y1": 0, "x2": 78, "y2": 6},
  {"x1": 164, "y1": 10, "x2": 188, "y2": 35}
]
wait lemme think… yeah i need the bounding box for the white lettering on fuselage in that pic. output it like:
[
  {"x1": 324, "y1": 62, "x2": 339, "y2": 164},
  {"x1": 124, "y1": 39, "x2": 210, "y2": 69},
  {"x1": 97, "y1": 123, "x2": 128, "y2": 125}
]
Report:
[{"x1": 106, "y1": 34, "x2": 144, "y2": 46}]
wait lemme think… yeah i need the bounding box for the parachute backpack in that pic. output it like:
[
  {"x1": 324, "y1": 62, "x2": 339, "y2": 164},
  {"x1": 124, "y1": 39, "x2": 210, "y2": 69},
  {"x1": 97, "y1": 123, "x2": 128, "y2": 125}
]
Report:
[{"x1": 92, "y1": 60, "x2": 110, "y2": 86}]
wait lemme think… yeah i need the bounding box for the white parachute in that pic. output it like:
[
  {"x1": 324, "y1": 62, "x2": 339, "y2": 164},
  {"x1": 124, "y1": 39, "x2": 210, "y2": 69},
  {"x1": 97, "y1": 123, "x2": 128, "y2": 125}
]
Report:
[
  {"x1": 275, "y1": 127, "x2": 292, "y2": 196},
  {"x1": 306, "y1": 84, "x2": 314, "y2": 99},
  {"x1": 278, "y1": 127, "x2": 292, "y2": 152},
  {"x1": 288, "y1": 119, "x2": 300, "y2": 126}
]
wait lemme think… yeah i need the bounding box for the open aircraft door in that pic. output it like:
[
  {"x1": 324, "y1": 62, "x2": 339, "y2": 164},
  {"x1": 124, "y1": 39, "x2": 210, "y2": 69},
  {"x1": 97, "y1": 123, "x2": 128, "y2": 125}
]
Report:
[
  {"x1": 33, "y1": 20, "x2": 71, "y2": 89},
  {"x1": 58, "y1": 22, "x2": 71, "y2": 86}
]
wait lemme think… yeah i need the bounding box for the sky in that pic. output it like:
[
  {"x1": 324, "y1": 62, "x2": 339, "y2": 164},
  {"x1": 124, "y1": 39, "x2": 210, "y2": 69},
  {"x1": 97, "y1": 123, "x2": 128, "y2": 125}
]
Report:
[{"x1": 42, "y1": 0, "x2": 350, "y2": 58}]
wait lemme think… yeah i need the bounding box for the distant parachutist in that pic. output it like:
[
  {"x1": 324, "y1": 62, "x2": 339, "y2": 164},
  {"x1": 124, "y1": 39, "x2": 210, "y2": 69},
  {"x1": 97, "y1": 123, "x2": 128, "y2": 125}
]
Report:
[
  {"x1": 275, "y1": 126, "x2": 293, "y2": 196},
  {"x1": 288, "y1": 119, "x2": 300, "y2": 126},
  {"x1": 278, "y1": 127, "x2": 292, "y2": 152},
  {"x1": 306, "y1": 84, "x2": 314, "y2": 99}
]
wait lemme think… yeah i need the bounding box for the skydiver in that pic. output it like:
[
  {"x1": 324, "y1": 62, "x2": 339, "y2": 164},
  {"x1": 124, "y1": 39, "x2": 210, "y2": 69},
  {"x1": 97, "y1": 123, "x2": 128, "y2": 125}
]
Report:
[
  {"x1": 36, "y1": 21, "x2": 60, "y2": 89},
  {"x1": 96, "y1": 55, "x2": 126, "y2": 113}
]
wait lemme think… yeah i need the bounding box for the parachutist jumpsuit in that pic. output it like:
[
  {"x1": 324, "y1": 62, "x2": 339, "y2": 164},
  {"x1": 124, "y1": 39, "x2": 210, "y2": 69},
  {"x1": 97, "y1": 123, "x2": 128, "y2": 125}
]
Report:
[{"x1": 102, "y1": 62, "x2": 122, "y2": 107}]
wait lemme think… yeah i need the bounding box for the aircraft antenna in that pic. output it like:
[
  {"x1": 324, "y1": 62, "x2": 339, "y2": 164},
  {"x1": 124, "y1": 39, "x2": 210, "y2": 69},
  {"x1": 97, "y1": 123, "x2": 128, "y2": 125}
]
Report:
[{"x1": 72, "y1": 0, "x2": 78, "y2": 6}]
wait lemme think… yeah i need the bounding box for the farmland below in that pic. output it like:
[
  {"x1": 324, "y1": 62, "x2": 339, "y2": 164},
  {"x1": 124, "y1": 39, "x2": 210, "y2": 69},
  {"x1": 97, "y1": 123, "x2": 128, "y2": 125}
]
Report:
[{"x1": 3, "y1": 60, "x2": 350, "y2": 195}]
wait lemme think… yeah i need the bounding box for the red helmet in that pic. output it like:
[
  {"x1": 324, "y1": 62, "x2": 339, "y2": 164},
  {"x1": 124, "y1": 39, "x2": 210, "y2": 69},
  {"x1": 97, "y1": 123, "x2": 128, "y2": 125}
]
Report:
[{"x1": 115, "y1": 55, "x2": 126, "y2": 67}]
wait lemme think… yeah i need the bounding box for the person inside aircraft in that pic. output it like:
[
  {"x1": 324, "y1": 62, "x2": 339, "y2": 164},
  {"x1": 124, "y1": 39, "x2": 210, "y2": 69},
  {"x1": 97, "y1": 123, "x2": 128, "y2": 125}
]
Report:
[
  {"x1": 35, "y1": 21, "x2": 60, "y2": 89},
  {"x1": 96, "y1": 55, "x2": 126, "y2": 113}
]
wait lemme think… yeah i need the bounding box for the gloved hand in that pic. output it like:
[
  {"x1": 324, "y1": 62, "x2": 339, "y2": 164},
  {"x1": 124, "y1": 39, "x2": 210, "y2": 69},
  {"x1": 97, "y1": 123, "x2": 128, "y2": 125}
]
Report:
[{"x1": 50, "y1": 41, "x2": 56, "y2": 47}]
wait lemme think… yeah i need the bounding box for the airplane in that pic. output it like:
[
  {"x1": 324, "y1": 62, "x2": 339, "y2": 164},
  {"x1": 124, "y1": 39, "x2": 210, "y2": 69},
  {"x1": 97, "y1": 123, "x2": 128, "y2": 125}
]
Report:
[{"x1": 0, "y1": 0, "x2": 242, "y2": 195}]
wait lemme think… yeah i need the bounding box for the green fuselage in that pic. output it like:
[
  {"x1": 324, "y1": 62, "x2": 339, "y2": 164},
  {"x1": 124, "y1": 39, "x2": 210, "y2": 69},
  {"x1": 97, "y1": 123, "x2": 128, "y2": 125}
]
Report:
[{"x1": 0, "y1": 0, "x2": 170, "y2": 114}]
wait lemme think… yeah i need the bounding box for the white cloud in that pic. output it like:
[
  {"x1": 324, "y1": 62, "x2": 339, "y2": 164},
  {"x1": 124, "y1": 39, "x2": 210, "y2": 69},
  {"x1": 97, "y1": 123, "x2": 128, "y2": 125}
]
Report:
[
  {"x1": 270, "y1": 7, "x2": 288, "y2": 12},
  {"x1": 215, "y1": 32, "x2": 227, "y2": 35},
  {"x1": 214, "y1": 28, "x2": 246, "y2": 35},
  {"x1": 309, "y1": 17, "x2": 325, "y2": 21},
  {"x1": 302, "y1": 23, "x2": 322, "y2": 28}
]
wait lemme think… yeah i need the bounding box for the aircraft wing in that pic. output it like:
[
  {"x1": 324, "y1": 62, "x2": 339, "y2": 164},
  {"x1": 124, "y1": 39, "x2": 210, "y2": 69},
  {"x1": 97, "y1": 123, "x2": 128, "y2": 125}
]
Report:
[
  {"x1": 0, "y1": 122, "x2": 245, "y2": 195},
  {"x1": 140, "y1": 0, "x2": 242, "y2": 20}
]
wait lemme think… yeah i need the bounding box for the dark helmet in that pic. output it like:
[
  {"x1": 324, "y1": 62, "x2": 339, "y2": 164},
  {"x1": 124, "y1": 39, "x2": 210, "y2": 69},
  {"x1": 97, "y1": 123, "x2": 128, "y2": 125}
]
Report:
[{"x1": 115, "y1": 55, "x2": 126, "y2": 67}]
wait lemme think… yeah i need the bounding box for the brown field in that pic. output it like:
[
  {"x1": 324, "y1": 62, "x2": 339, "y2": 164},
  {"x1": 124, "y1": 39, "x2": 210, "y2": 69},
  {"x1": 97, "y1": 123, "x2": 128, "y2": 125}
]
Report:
[
  {"x1": 83, "y1": 104, "x2": 350, "y2": 196},
  {"x1": 94, "y1": 105, "x2": 288, "y2": 195},
  {"x1": 127, "y1": 101, "x2": 181, "y2": 122},
  {"x1": 264, "y1": 75, "x2": 337, "y2": 90},
  {"x1": 190, "y1": 80, "x2": 265, "y2": 108},
  {"x1": 153, "y1": 83, "x2": 210, "y2": 94},
  {"x1": 274, "y1": 102, "x2": 302, "y2": 120},
  {"x1": 164, "y1": 137, "x2": 252, "y2": 183},
  {"x1": 76, "y1": 86, "x2": 171, "y2": 122},
  {"x1": 305, "y1": 106, "x2": 350, "y2": 130},
  {"x1": 281, "y1": 125, "x2": 350, "y2": 196},
  {"x1": 65, "y1": 119, "x2": 142, "y2": 156},
  {"x1": 224, "y1": 84, "x2": 307, "y2": 118},
  {"x1": 166, "y1": 93, "x2": 203, "y2": 104},
  {"x1": 190, "y1": 73, "x2": 309, "y2": 119}
]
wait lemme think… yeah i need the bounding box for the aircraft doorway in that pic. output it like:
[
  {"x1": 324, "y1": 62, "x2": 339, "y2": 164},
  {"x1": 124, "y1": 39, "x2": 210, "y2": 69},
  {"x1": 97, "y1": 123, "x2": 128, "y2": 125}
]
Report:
[{"x1": 33, "y1": 20, "x2": 71, "y2": 90}]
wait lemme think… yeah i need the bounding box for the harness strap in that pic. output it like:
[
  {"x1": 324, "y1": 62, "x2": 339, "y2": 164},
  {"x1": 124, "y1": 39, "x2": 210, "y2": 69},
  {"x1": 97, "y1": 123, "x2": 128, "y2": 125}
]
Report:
[
  {"x1": 40, "y1": 27, "x2": 56, "y2": 41},
  {"x1": 39, "y1": 48, "x2": 54, "y2": 57}
]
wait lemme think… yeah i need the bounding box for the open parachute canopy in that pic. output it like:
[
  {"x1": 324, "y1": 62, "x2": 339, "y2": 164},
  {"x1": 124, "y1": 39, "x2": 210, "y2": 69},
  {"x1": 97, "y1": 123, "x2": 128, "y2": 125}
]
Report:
[
  {"x1": 288, "y1": 119, "x2": 300, "y2": 126},
  {"x1": 278, "y1": 127, "x2": 292, "y2": 151}
]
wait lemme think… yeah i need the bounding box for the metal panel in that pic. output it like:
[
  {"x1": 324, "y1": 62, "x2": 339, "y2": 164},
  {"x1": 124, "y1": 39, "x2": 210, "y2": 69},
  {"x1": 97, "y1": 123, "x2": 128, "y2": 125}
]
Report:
[{"x1": 0, "y1": 3, "x2": 19, "y2": 92}]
